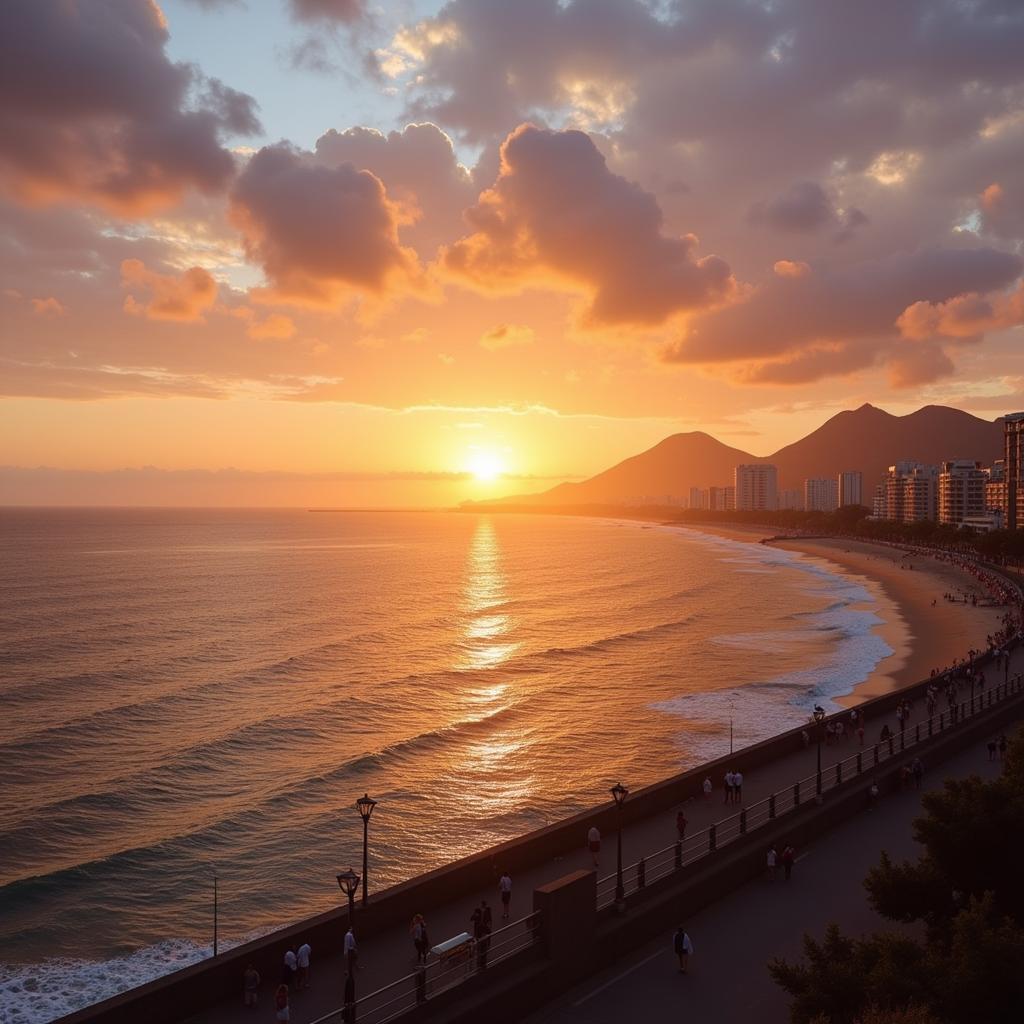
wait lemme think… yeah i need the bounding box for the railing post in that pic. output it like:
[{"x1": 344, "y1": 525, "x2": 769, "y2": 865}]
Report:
[
  {"x1": 769, "y1": 794, "x2": 776, "y2": 819},
  {"x1": 793, "y1": 781, "x2": 800, "y2": 807},
  {"x1": 888, "y1": 735, "x2": 894, "y2": 756},
  {"x1": 900, "y1": 728, "x2": 905, "y2": 751},
  {"x1": 873, "y1": 744, "x2": 879, "y2": 766},
  {"x1": 915, "y1": 723, "x2": 920, "y2": 743},
  {"x1": 739, "y1": 809, "x2": 747, "y2": 835},
  {"x1": 415, "y1": 965, "x2": 427, "y2": 1005},
  {"x1": 637, "y1": 857, "x2": 646, "y2": 889},
  {"x1": 835, "y1": 762, "x2": 842, "y2": 786},
  {"x1": 709, "y1": 823, "x2": 717, "y2": 852},
  {"x1": 928, "y1": 716, "x2": 933, "y2": 737},
  {"x1": 856, "y1": 751, "x2": 862, "y2": 774},
  {"x1": 674, "y1": 840, "x2": 682, "y2": 870}
]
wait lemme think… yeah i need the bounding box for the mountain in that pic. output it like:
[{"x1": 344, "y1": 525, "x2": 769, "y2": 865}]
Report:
[{"x1": 486, "y1": 404, "x2": 1006, "y2": 506}]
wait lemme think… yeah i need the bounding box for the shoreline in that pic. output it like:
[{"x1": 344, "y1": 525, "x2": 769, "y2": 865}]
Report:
[{"x1": 676, "y1": 522, "x2": 1007, "y2": 707}]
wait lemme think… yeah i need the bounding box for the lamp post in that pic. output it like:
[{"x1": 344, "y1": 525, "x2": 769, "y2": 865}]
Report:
[
  {"x1": 356, "y1": 794, "x2": 377, "y2": 907},
  {"x1": 813, "y1": 705, "x2": 826, "y2": 796},
  {"x1": 336, "y1": 868, "x2": 360, "y2": 924},
  {"x1": 610, "y1": 782, "x2": 629, "y2": 905}
]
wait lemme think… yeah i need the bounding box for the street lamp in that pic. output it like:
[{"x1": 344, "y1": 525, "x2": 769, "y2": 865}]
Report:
[
  {"x1": 813, "y1": 705, "x2": 826, "y2": 796},
  {"x1": 356, "y1": 793, "x2": 377, "y2": 907},
  {"x1": 336, "y1": 868, "x2": 360, "y2": 924},
  {"x1": 610, "y1": 782, "x2": 629, "y2": 905}
]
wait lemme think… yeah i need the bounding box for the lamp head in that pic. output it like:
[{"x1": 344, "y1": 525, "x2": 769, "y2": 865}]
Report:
[
  {"x1": 336, "y1": 868, "x2": 360, "y2": 898},
  {"x1": 356, "y1": 793, "x2": 377, "y2": 822},
  {"x1": 610, "y1": 781, "x2": 629, "y2": 807}
]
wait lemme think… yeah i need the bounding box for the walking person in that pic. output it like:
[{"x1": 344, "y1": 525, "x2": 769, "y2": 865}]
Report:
[
  {"x1": 344, "y1": 926, "x2": 358, "y2": 973},
  {"x1": 702, "y1": 776, "x2": 712, "y2": 800},
  {"x1": 499, "y1": 871, "x2": 512, "y2": 920},
  {"x1": 723, "y1": 770, "x2": 734, "y2": 804},
  {"x1": 911, "y1": 757, "x2": 923, "y2": 790},
  {"x1": 587, "y1": 825, "x2": 601, "y2": 867},
  {"x1": 410, "y1": 914, "x2": 429, "y2": 964},
  {"x1": 781, "y1": 844, "x2": 796, "y2": 881},
  {"x1": 296, "y1": 941, "x2": 311, "y2": 990},
  {"x1": 675, "y1": 810, "x2": 688, "y2": 841},
  {"x1": 672, "y1": 925, "x2": 694, "y2": 974},
  {"x1": 243, "y1": 963, "x2": 260, "y2": 1009},
  {"x1": 766, "y1": 845, "x2": 777, "y2": 881},
  {"x1": 274, "y1": 984, "x2": 290, "y2": 1023},
  {"x1": 733, "y1": 769, "x2": 744, "y2": 804},
  {"x1": 282, "y1": 948, "x2": 297, "y2": 988}
]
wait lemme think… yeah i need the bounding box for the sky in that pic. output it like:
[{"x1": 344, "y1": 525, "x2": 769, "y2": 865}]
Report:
[{"x1": 2, "y1": 0, "x2": 1024, "y2": 507}]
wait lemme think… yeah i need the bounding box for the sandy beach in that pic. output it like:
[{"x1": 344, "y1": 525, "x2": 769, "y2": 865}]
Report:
[{"x1": 679, "y1": 524, "x2": 1009, "y2": 707}]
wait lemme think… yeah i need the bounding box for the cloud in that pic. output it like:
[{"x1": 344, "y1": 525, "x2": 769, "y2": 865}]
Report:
[
  {"x1": 0, "y1": 1, "x2": 260, "y2": 214},
  {"x1": 289, "y1": 0, "x2": 365, "y2": 22},
  {"x1": 230, "y1": 143, "x2": 421, "y2": 305},
  {"x1": 750, "y1": 181, "x2": 835, "y2": 232},
  {"x1": 442, "y1": 124, "x2": 734, "y2": 326},
  {"x1": 897, "y1": 281, "x2": 1024, "y2": 340},
  {"x1": 31, "y1": 297, "x2": 66, "y2": 317},
  {"x1": 313, "y1": 123, "x2": 474, "y2": 255},
  {"x1": 247, "y1": 313, "x2": 298, "y2": 340},
  {"x1": 480, "y1": 323, "x2": 535, "y2": 350},
  {"x1": 121, "y1": 259, "x2": 218, "y2": 322},
  {"x1": 664, "y1": 246, "x2": 1023, "y2": 384},
  {"x1": 773, "y1": 260, "x2": 811, "y2": 279}
]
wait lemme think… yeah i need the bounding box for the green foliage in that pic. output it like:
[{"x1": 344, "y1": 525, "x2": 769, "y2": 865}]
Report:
[{"x1": 772, "y1": 732, "x2": 1024, "y2": 1024}]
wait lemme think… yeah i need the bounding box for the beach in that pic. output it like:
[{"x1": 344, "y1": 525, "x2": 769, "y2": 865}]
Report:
[{"x1": 681, "y1": 522, "x2": 1009, "y2": 706}]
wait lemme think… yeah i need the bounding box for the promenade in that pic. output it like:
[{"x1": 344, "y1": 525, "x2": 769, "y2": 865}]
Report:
[
  {"x1": 525, "y1": 729, "x2": 1013, "y2": 1023},
  {"x1": 177, "y1": 659, "x2": 1023, "y2": 1024}
]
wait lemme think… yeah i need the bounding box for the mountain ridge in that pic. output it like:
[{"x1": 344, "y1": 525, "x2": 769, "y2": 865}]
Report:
[{"x1": 484, "y1": 404, "x2": 1008, "y2": 506}]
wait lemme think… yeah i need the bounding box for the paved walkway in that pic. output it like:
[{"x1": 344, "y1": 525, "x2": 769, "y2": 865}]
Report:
[
  {"x1": 185, "y1": 661, "x2": 1020, "y2": 1023},
  {"x1": 525, "y1": 722, "x2": 1015, "y2": 1023}
]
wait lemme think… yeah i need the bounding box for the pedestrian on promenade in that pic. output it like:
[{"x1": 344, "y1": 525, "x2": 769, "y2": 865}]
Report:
[
  {"x1": 766, "y1": 845, "x2": 777, "y2": 881},
  {"x1": 344, "y1": 926, "x2": 358, "y2": 973},
  {"x1": 702, "y1": 776, "x2": 712, "y2": 800},
  {"x1": 988, "y1": 738, "x2": 998, "y2": 760},
  {"x1": 781, "y1": 844, "x2": 796, "y2": 881},
  {"x1": 911, "y1": 757, "x2": 923, "y2": 789},
  {"x1": 499, "y1": 871, "x2": 512, "y2": 920},
  {"x1": 243, "y1": 963, "x2": 260, "y2": 1008},
  {"x1": 676, "y1": 810, "x2": 688, "y2": 841},
  {"x1": 801, "y1": 729, "x2": 810, "y2": 748},
  {"x1": 274, "y1": 984, "x2": 290, "y2": 1023},
  {"x1": 858, "y1": 720, "x2": 865, "y2": 746},
  {"x1": 868, "y1": 782, "x2": 879, "y2": 809},
  {"x1": 411, "y1": 914, "x2": 429, "y2": 963},
  {"x1": 724, "y1": 770, "x2": 734, "y2": 803},
  {"x1": 296, "y1": 942, "x2": 311, "y2": 990},
  {"x1": 282, "y1": 948, "x2": 297, "y2": 988},
  {"x1": 587, "y1": 825, "x2": 601, "y2": 867},
  {"x1": 672, "y1": 926, "x2": 694, "y2": 974},
  {"x1": 733, "y1": 770, "x2": 744, "y2": 803}
]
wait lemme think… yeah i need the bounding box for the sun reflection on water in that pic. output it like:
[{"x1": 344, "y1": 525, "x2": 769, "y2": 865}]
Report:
[{"x1": 460, "y1": 518, "x2": 520, "y2": 671}]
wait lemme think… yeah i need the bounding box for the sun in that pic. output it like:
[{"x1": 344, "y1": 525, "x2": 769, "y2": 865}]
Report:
[{"x1": 468, "y1": 450, "x2": 505, "y2": 482}]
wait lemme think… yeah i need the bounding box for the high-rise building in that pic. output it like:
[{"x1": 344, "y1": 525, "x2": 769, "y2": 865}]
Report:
[
  {"x1": 805, "y1": 477, "x2": 839, "y2": 512},
  {"x1": 881, "y1": 462, "x2": 938, "y2": 522},
  {"x1": 838, "y1": 470, "x2": 863, "y2": 507},
  {"x1": 708, "y1": 485, "x2": 735, "y2": 511},
  {"x1": 1004, "y1": 414, "x2": 1024, "y2": 529},
  {"x1": 938, "y1": 460, "x2": 987, "y2": 526},
  {"x1": 985, "y1": 459, "x2": 1007, "y2": 517},
  {"x1": 688, "y1": 486, "x2": 704, "y2": 510},
  {"x1": 735, "y1": 464, "x2": 778, "y2": 511},
  {"x1": 777, "y1": 488, "x2": 804, "y2": 511}
]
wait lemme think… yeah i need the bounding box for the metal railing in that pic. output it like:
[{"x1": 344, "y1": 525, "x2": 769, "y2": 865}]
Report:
[
  {"x1": 310, "y1": 910, "x2": 541, "y2": 1024},
  {"x1": 595, "y1": 673, "x2": 1023, "y2": 909}
]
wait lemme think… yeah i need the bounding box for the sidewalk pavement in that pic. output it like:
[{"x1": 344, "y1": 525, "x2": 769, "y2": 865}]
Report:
[
  {"x1": 184, "y1": 656, "x2": 1020, "y2": 1023},
  {"x1": 524, "y1": 719, "x2": 1015, "y2": 1023}
]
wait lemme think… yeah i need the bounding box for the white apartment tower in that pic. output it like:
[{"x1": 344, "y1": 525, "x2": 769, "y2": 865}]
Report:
[
  {"x1": 735, "y1": 464, "x2": 778, "y2": 511},
  {"x1": 882, "y1": 462, "x2": 939, "y2": 523},
  {"x1": 938, "y1": 460, "x2": 987, "y2": 526},
  {"x1": 805, "y1": 477, "x2": 839, "y2": 512},
  {"x1": 838, "y1": 470, "x2": 863, "y2": 507}
]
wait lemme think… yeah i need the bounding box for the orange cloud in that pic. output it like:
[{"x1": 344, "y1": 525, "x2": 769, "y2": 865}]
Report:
[
  {"x1": 121, "y1": 259, "x2": 218, "y2": 322},
  {"x1": 31, "y1": 296, "x2": 66, "y2": 316},
  {"x1": 247, "y1": 313, "x2": 297, "y2": 340},
  {"x1": 480, "y1": 323, "x2": 535, "y2": 350},
  {"x1": 773, "y1": 260, "x2": 811, "y2": 279},
  {"x1": 442, "y1": 125, "x2": 734, "y2": 328},
  {"x1": 230, "y1": 144, "x2": 422, "y2": 306},
  {"x1": 897, "y1": 282, "x2": 1024, "y2": 340}
]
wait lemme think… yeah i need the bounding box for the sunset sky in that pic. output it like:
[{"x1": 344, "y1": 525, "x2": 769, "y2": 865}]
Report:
[{"x1": 3, "y1": 0, "x2": 1024, "y2": 506}]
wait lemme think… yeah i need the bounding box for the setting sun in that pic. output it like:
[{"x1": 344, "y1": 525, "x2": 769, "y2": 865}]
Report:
[{"x1": 468, "y1": 451, "x2": 506, "y2": 482}]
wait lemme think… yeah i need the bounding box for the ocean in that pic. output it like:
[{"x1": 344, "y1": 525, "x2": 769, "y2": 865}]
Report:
[{"x1": 0, "y1": 508, "x2": 891, "y2": 1022}]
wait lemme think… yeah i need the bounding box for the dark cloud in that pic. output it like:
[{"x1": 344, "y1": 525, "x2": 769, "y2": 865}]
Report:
[
  {"x1": 442, "y1": 124, "x2": 734, "y2": 326},
  {"x1": 750, "y1": 181, "x2": 835, "y2": 233},
  {"x1": 289, "y1": 0, "x2": 365, "y2": 22},
  {"x1": 0, "y1": 1, "x2": 260, "y2": 213},
  {"x1": 230, "y1": 144, "x2": 421, "y2": 304}
]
